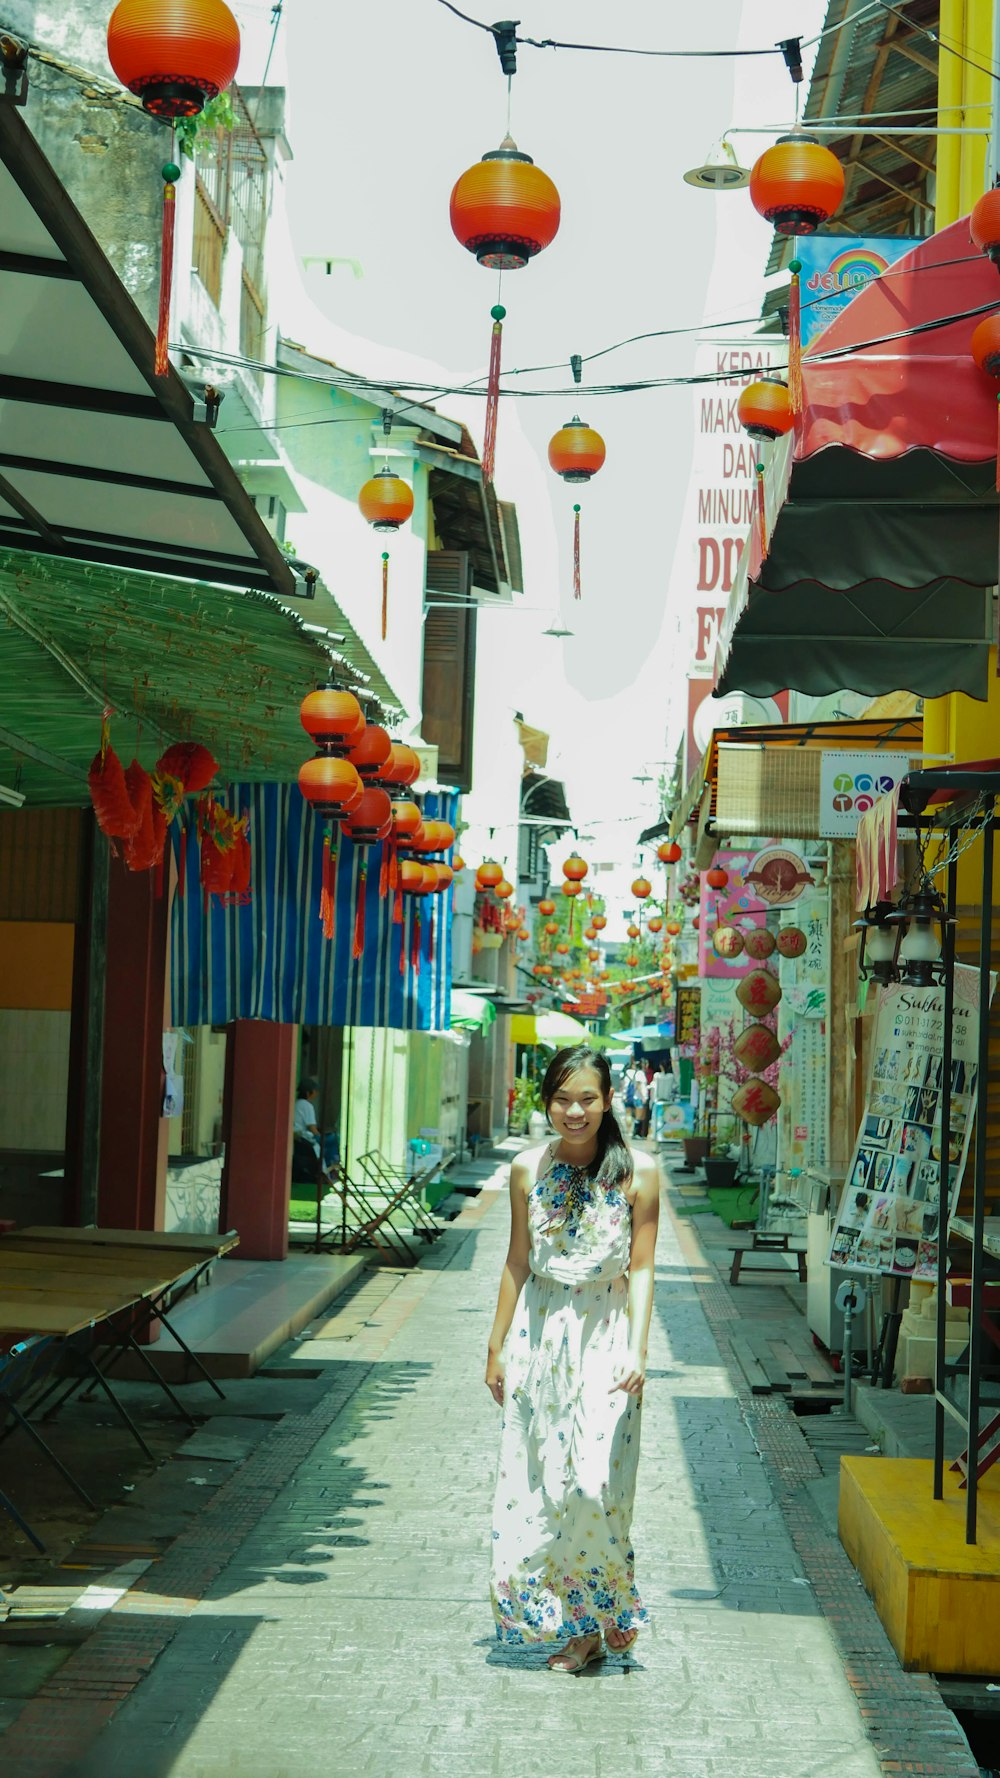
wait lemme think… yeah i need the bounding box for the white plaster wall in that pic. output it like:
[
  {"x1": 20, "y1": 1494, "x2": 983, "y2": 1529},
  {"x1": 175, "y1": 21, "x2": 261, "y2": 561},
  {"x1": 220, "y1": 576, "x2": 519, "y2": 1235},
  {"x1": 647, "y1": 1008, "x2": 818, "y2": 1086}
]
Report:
[{"x1": 0, "y1": 1009, "x2": 71, "y2": 1150}]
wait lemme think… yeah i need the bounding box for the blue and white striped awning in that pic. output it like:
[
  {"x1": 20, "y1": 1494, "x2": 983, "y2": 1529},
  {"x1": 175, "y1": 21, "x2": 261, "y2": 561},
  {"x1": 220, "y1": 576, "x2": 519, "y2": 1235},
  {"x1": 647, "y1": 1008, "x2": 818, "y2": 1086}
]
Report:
[{"x1": 169, "y1": 783, "x2": 455, "y2": 1030}]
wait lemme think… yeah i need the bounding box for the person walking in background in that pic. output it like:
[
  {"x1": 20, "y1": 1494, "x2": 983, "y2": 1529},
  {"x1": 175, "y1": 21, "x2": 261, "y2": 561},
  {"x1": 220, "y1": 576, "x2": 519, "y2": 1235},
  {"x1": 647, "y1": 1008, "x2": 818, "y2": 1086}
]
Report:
[
  {"x1": 632, "y1": 1063, "x2": 651, "y2": 1140},
  {"x1": 485, "y1": 1044, "x2": 660, "y2": 1672}
]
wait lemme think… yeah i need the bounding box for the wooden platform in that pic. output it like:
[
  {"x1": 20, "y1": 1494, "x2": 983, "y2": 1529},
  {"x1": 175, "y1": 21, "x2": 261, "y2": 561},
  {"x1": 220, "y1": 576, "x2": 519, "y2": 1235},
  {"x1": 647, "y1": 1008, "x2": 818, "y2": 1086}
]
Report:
[
  {"x1": 729, "y1": 1320, "x2": 837, "y2": 1395},
  {"x1": 116, "y1": 1253, "x2": 367, "y2": 1381},
  {"x1": 839, "y1": 1455, "x2": 1000, "y2": 1674}
]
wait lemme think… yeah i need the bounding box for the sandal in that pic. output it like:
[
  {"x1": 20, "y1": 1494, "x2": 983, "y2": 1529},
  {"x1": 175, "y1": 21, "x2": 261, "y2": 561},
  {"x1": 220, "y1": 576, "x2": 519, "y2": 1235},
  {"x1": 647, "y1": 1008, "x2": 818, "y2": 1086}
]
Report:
[
  {"x1": 605, "y1": 1627, "x2": 639, "y2": 1655},
  {"x1": 547, "y1": 1634, "x2": 604, "y2": 1675}
]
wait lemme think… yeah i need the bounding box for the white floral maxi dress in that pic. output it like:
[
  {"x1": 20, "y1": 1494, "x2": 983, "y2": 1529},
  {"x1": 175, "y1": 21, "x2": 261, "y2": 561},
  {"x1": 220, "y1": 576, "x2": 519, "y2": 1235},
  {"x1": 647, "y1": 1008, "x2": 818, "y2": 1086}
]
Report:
[{"x1": 490, "y1": 1149, "x2": 648, "y2": 1645}]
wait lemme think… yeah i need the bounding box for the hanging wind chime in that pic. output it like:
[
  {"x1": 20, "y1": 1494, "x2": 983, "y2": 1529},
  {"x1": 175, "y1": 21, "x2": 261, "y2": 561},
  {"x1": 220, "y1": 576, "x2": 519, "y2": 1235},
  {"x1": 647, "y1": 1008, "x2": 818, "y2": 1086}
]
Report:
[
  {"x1": 748, "y1": 133, "x2": 844, "y2": 412},
  {"x1": 358, "y1": 412, "x2": 415, "y2": 640},
  {"x1": 450, "y1": 108, "x2": 560, "y2": 482},
  {"x1": 106, "y1": 0, "x2": 241, "y2": 376},
  {"x1": 548, "y1": 416, "x2": 606, "y2": 599}
]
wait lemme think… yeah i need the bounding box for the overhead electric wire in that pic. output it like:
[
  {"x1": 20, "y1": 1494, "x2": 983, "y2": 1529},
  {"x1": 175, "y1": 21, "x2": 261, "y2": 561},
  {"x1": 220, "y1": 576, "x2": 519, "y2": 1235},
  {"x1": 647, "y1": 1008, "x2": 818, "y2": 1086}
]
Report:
[
  {"x1": 871, "y1": 0, "x2": 1000, "y2": 84},
  {"x1": 433, "y1": 0, "x2": 888, "y2": 63}
]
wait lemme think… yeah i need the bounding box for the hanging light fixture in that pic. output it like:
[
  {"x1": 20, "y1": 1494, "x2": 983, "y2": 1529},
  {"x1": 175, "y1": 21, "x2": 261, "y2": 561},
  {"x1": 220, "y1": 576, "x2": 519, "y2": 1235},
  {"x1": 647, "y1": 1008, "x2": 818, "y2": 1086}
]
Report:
[
  {"x1": 450, "y1": 137, "x2": 560, "y2": 483},
  {"x1": 106, "y1": 0, "x2": 241, "y2": 376},
  {"x1": 897, "y1": 889, "x2": 945, "y2": 986},
  {"x1": 682, "y1": 137, "x2": 751, "y2": 191}
]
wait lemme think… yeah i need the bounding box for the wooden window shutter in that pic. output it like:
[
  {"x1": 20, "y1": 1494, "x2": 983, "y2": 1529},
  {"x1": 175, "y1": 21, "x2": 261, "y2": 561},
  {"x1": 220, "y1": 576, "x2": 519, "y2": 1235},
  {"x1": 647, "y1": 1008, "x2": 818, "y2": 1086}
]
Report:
[{"x1": 422, "y1": 550, "x2": 476, "y2": 791}]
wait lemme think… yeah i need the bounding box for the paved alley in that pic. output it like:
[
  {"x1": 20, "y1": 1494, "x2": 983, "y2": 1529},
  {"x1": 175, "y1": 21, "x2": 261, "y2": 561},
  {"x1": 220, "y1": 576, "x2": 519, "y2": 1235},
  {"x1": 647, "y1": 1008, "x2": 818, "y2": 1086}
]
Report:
[{"x1": 2, "y1": 1166, "x2": 979, "y2": 1778}]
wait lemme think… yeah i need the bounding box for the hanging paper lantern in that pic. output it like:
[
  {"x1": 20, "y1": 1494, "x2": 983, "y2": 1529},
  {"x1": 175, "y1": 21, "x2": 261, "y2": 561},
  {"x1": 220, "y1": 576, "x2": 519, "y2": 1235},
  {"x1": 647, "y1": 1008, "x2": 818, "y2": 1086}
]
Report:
[
  {"x1": 198, "y1": 794, "x2": 248, "y2": 902},
  {"x1": 398, "y1": 858, "x2": 428, "y2": 895},
  {"x1": 390, "y1": 799, "x2": 423, "y2": 843},
  {"x1": 340, "y1": 786, "x2": 392, "y2": 844},
  {"x1": 517, "y1": 924, "x2": 530, "y2": 940},
  {"x1": 737, "y1": 378, "x2": 794, "y2": 443},
  {"x1": 298, "y1": 755, "x2": 364, "y2": 817},
  {"x1": 347, "y1": 722, "x2": 392, "y2": 781},
  {"x1": 382, "y1": 742, "x2": 421, "y2": 787},
  {"x1": 583, "y1": 925, "x2": 597, "y2": 941},
  {"x1": 450, "y1": 136, "x2": 561, "y2": 269},
  {"x1": 88, "y1": 722, "x2": 140, "y2": 842},
  {"x1": 123, "y1": 761, "x2": 165, "y2": 873},
  {"x1": 538, "y1": 898, "x2": 556, "y2": 916},
  {"x1": 494, "y1": 878, "x2": 514, "y2": 900},
  {"x1": 970, "y1": 312, "x2": 1000, "y2": 487},
  {"x1": 971, "y1": 188, "x2": 1000, "y2": 267},
  {"x1": 591, "y1": 913, "x2": 607, "y2": 931},
  {"x1": 548, "y1": 417, "x2": 606, "y2": 483},
  {"x1": 107, "y1": 0, "x2": 241, "y2": 117},
  {"x1": 430, "y1": 862, "x2": 455, "y2": 893},
  {"x1": 543, "y1": 920, "x2": 559, "y2": 936},
  {"x1": 665, "y1": 919, "x2": 682, "y2": 937},
  {"x1": 657, "y1": 841, "x2": 682, "y2": 864},
  {"x1": 626, "y1": 923, "x2": 640, "y2": 940},
  {"x1": 358, "y1": 468, "x2": 414, "y2": 531},
  {"x1": 736, "y1": 968, "x2": 782, "y2": 1016},
  {"x1": 625, "y1": 952, "x2": 639, "y2": 968},
  {"x1": 731, "y1": 1079, "x2": 781, "y2": 1126},
  {"x1": 451, "y1": 853, "x2": 465, "y2": 874},
  {"x1": 631, "y1": 876, "x2": 652, "y2": 901},
  {"x1": 562, "y1": 880, "x2": 582, "y2": 898},
  {"x1": 556, "y1": 942, "x2": 570, "y2": 956},
  {"x1": 744, "y1": 927, "x2": 776, "y2": 961},
  {"x1": 749, "y1": 133, "x2": 844, "y2": 235},
  {"x1": 406, "y1": 819, "x2": 456, "y2": 855},
  {"x1": 477, "y1": 859, "x2": 504, "y2": 888},
  {"x1": 647, "y1": 916, "x2": 663, "y2": 935},
  {"x1": 563, "y1": 852, "x2": 588, "y2": 882},
  {"x1": 300, "y1": 686, "x2": 364, "y2": 757},
  {"x1": 712, "y1": 925, "x2": 745, "y2": 959},
  {"x1": 776, "y1": 926, "x2": 808, "y2": 958},
  {"x1": 152, "y1": 740, "x2": 218, "y2": 820},
  {"x1": 706, "y1": 866, "x2": 729, "y2": 889},
  {"x1": 733, "y1": 1024, "x2": 782, "y2": 1072}
]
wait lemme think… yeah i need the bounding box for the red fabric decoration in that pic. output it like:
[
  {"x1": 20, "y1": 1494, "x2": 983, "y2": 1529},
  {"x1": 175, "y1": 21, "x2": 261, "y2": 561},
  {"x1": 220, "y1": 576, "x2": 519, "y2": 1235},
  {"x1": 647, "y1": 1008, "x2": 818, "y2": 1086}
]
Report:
[
  {"x1": 198, "y1": 795, "x2": 248, "y2": 903},
  {"x1": 411, "y1": 908, "x2": 421, "y2": 975},
  {"x1": 319, "y1": 832, "x2": 337, "y2": 941},
  {"x1": 755, "y1": 463, "x2": 768, "y2": 561},
  {"x1": 353, "y1": 860, "x2": 367, "y2": 960},
  {"x1": 88, "y1": 740, "x2": 139, "y2": 841},
  {"x1": 156, "y1": 171, "x2": 176, "y2": 377},
  {"x1": 572, "y1": 503, "x2": 581, "y2": 600},
  {"x1": 399, "y1": 905, "x2": 408, "y2": 972},
  {"x1": 122, "y1": 761, "x2": 163, "y2": 872},
  {"x1": 787, "y1": 260, "x2": 802, "y2": 414}
]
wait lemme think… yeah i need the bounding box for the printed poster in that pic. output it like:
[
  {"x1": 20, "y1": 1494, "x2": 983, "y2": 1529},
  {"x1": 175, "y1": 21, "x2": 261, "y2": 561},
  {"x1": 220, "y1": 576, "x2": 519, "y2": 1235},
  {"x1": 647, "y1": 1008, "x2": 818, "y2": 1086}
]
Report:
[
  {"x1": 827, "y1": 964, "x2": 994, "y2": 1280},
  {"x1": 795, "y1": 236, "x2": 924, "y2": 348}
]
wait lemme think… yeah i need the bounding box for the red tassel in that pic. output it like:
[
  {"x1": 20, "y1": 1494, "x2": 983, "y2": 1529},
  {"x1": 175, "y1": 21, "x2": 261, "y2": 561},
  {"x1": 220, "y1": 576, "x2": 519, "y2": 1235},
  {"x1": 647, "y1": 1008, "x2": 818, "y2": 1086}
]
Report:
[
  {"x1": 573, "y1": 504, "x2": 581, "y2": 600},
  {"x1": 353, "y1": 858, "x2": 367, "y2": 959},
  {"x1": 177, "y1": 825, "x2": 187, "y2": 900},
  {"x1": 482, "y1": 303, "x2": 505, "y2": 485},
  {"x1": 399, "y1": 904, "x2": 408, "y2": 973},
  {"x1": 788, "y1": 258, "x2": 802, "y2": 415},
  {"x1": 155, "y1": 164, "x2": 178, "y2": 378},
  {"x1": 379, "y1": 834, "x2": 390, "y2": 898},
  {"x1": 389, "y1": 843, "x2": 399, "y2": 891},
  {"x1": 756, "y1": 463, "x2": 768, "y2": 561},
  {"x1": 319, "y1": 832, "x2": 337, "y2": 942},
  {"x1": 381, "y1": 552, "x2": 389, "y2": 641},
  {"x1": 428, "y1": 909, "x2": 435, "y2": 965},
  {"x1": 411, "y1": 907, "x2": 421, "y2": 975},
  {"x1": 995, "y1": 392, "x2": 1000, "y2": 496}
]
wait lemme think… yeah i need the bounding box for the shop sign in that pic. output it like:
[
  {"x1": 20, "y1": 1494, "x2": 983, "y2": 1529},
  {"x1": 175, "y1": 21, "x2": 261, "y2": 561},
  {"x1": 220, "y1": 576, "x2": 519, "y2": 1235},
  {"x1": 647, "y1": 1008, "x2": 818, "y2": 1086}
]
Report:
[
  {"x1": 743, "y1": 846, "x2": 814, "y2": 906},
  {"x1": 795, "y1": 236, "x2": 923, "y2": 348},
  {"x1": 676, "y1": 985, "x2": 701, "y2": 1050},
  {"x1": 777, "y1": 890, "x2": 830, "y2": 1173},
  {"x1": 698, "y1": 849, "x2": 769, "y2": 978},
  {"x1": 818, "y1": 751, "x2": 912, "y2": 839},
  {"x1": 827, "y1": 963, "x2": 995, "y2": 1280}
]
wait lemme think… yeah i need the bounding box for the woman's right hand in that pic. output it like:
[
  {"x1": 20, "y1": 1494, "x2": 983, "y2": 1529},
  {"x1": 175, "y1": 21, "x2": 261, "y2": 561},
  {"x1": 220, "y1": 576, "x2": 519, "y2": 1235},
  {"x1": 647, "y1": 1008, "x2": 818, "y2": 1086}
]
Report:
[{"x1": 485, "y1": 1350, "x2": 505, "y2": 1406}]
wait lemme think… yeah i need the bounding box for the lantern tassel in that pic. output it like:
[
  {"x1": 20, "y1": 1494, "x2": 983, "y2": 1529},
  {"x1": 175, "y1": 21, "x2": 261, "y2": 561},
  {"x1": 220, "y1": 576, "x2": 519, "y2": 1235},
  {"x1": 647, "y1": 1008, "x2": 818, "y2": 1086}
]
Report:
[
  {"x1": 411, "y1": 907, "x2": 421, "y2": 975},
  {"x1": 379, "y1": 833, "x2": 391, "y2": 899},
  {"x1": 381, "y1": 551, "x2": 389, "y2": 641},
  {"x1": 428, "y1": 908, "x2": 435, "y2": 966},
  {"x1": 389, "y1": 842, "x2": 398, "y2": 890},
  {"x1": 393, "y1": 880, "x2": 404, "y2": 925},
  {"x1": 482, "y1": 303, "x2": 506, "y2": 485},
  {"x1": 155, "y1": 162, "x2": 179, "y2": 379},
  {"x1": 572, "y1": 504, "x2": 581, "y2": 600},
  {"x1": 353, "y1": 860, "x2": 367, "y2": 959},
  {"x1": 177, "y1": 824, "x2": 187, "y2": 900},
  {"x1": 320, "y1": 832, "x2": 337, "y2": 942},
  {"x1": 787, "y1": 257, "x2": 802, "y2": 415},
  {"x1": 995, "y1": 392, "x2": 1000, "y2": 496},
  {"x1": 399, "y1": 905, "x2": 408, "y2": 973},
  {"x1": 755, "y1": 463, "x2": 768, "y2": 562}
]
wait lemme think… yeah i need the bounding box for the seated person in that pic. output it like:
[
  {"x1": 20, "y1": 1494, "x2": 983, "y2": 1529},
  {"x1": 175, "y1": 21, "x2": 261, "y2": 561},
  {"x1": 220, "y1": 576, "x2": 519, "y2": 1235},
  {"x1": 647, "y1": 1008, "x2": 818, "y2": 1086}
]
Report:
[{"x1": 293, "y1": 1078, "x2": 335, "y2": 1186}]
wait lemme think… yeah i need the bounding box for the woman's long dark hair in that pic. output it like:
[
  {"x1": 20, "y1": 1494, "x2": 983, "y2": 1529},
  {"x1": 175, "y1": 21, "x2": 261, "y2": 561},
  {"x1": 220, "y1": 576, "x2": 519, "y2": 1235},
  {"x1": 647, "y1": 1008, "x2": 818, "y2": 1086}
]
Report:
[{"x1": 540, "y1": 1045, "x2": 633, "y2": 1189}]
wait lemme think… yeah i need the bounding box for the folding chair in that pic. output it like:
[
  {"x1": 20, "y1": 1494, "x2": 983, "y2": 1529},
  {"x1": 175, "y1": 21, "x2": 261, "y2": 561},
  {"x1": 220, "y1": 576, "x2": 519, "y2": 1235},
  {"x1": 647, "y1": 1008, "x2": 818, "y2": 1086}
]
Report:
[{"x1": 357, "y1": 1151, "x2": 443, "y2": 1243}]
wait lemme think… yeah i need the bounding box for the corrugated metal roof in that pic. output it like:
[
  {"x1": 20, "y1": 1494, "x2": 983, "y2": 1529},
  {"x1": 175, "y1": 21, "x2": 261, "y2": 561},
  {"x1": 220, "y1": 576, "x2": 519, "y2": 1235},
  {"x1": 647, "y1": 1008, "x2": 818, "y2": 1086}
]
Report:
[
  {"x1": 0, "y1": 551, "x2": 387, "y2": 807},
  {"x1": 762, "y1": 0, "x2": 938, "y2": 309}
]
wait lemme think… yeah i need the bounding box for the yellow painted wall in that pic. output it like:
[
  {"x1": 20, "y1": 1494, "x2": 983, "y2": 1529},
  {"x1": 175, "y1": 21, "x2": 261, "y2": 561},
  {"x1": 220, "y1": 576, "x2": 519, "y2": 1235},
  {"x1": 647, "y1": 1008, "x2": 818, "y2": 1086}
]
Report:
[{"x1": 0, "y1": 921, "x2": 75, "y2": 1010}]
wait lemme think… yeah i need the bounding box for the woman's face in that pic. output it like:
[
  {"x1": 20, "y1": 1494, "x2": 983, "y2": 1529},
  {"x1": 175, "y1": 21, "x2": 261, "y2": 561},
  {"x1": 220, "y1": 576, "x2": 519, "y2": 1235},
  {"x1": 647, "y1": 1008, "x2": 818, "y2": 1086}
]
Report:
[{"x1": 547, "y1": 1066, "x2": 609, "y2": 1143}]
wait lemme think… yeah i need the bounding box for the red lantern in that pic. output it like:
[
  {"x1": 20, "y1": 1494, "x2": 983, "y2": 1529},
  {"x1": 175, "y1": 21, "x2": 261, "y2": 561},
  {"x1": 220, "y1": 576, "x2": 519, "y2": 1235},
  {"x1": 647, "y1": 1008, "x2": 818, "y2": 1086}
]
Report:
[
  {"x1": 548, "y1": 418, "x2": 606, "y2": 483},
  {"x1": 749, "y1": 134, "x2": 844, "y2": 235},
  {"x1": 347, "y1": 722, "x2": 392, "y2": 781},
  {"x1": 494, "y1": 878, "x2": 514, "y2": 900},
  {"x1": 358, "y1": 469, "x2": 414, "y2": 532},
  {"x1": 543, "y1": 921, "x2": 559, "y2": 936},
  {"x1": 737, "y1": 379, "x2": 794, "y2": 442},
  {"x1": 584, "y1": 927, "x2": 597, "y2": 941},
  {"x1": 538, "y1": 898, "x2": 556, "y2": 916},
  {"x1": 591, "y1": 914, "x2": 607, "y2": 931},
  {"x1": 657, "y1": 841, "x2": 682, "y2": 864},
  {"x1": 300, "y1": 686, "x2": 364, "y2": 757},
  {"x1": 556, "y1": 942, "x2": 570, "y2": 956},
  {"x1": 398, "y1": 859, "x2": 427, "y2": 895},
  {"x1": 562, "y1": 853, "x2": 588, "y2": 882},
  {"x1": 340, "y1": 786, "x2": 392, "y2": 844},
  {"x1": 625, "y1": 952, "x2": 639, "y2": 968},
  {"x1": 626, "y1": 923, "x2": 640, "y2": 940},
  {"x1": 298, "y1": 756, "x2": 364, "y2": 817},
  {"x1": 107, "y1": 0, "x2": 240, "y2": 117},
  {"x1": 430, "y1": 863, "x2": 455, "y2": 894},
  {"x1": 706, "y1": 867, "x2": 729, "y2": 889},
  {"x1": 971, "y1": 188, "x2": 1000, "y2": 267},
  {"x1": 452, "y1": 853, "x2": 465, "y2": 874},
  {"x1": 647, "y1": 916, "x2": 663, "y2": 935},
  {"x1": 390, "y1": 800, "x2": 423, "y2": 843},
  {"x1": 477, "y1": 859, "x2": 504, "y2": 889},
  {"x1": 383, "y1": 743, "x2": 421, "y2": 787},
  {"x1": 666, "y1": 920, "x2": 682, "y2": 937},
  {"x1": 562, "y1": 880, "x2": 581, "y2": 898},
  {"x1": 450, "y1": 137, "x2": 560, "y2": 483},
  {"x1": 631, "y1": 876, "x2": 652, "y2": 900}
]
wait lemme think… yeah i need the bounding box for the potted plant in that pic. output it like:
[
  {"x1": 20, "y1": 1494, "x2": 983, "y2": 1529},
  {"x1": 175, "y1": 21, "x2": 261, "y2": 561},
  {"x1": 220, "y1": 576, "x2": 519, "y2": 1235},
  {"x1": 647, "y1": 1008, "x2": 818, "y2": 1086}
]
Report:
[{"x1": 510, "y1": 1076, "x2": 542, "y2": 1135}]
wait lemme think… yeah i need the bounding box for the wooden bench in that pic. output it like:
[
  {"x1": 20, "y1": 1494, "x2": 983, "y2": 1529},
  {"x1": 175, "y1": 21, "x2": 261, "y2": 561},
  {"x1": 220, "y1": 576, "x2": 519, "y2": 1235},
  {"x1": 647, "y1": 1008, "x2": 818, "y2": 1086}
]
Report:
[{"x1": 729, "y1": 1231, "x2": 807, "y2": 1286}]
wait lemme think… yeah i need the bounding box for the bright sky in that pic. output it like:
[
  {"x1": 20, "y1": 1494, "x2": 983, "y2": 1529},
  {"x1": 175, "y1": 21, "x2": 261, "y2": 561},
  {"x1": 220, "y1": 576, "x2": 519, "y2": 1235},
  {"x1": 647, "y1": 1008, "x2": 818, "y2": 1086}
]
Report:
[{"x1": 233, "y1": 0, "x2": 826, "y2": 883}]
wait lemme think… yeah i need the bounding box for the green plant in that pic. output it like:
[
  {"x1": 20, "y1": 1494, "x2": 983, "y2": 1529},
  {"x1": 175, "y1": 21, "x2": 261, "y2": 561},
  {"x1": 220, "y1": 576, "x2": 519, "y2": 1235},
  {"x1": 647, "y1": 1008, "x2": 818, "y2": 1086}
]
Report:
[
  {"x1": 511, "y1": 1077, "x2": 543, "y2": 1131},
  {"x1": 175, "y1": 92, "x2": 235, "y2": 161}
]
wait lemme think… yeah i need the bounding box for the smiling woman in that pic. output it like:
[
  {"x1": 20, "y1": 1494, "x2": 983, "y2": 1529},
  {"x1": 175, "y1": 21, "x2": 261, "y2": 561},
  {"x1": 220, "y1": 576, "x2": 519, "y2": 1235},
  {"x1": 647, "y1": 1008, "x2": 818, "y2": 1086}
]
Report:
[{"x1": 485, "y1": 1044, "x2": 660, "y2": 1673}]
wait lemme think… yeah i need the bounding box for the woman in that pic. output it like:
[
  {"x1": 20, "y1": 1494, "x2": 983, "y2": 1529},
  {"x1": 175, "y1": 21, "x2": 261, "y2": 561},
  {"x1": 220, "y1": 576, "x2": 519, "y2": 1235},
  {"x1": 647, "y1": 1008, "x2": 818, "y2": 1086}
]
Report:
[{"x1": 485, "y1": 1044, "x2": 660, "y2": 1673}]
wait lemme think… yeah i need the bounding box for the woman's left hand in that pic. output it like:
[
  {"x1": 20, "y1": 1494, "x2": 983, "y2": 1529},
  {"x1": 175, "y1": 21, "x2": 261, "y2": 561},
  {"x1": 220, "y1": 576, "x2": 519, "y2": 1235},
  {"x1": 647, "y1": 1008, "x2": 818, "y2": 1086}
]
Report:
[{"x1": 610, "y1": 1349, "x2": 646, "y2": 1395}]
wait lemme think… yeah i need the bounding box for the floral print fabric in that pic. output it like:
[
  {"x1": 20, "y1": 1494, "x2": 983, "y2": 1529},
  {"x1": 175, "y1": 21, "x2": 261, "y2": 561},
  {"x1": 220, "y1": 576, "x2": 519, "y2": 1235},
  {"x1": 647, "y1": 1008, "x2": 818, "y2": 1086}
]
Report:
[{"x1": 491, "y1": 1151, "x2": 647, "y2": 1645}]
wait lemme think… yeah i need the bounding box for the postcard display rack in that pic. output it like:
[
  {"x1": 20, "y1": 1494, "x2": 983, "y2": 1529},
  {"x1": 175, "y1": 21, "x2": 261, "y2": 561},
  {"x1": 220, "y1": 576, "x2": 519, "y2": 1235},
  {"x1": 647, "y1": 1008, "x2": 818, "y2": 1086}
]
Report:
[{"x1": 903, "y1": 767, "x2": 1000, "y2": 1545}]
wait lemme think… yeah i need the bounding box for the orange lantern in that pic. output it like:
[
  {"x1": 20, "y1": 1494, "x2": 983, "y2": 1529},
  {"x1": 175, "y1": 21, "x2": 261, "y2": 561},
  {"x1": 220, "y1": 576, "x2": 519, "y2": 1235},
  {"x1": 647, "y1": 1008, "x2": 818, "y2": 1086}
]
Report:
[
  {"x1": 556, "y1": 942, "x2": 570, "y2": 956},
  {"x1": 563, "y1": 852, "x2": 588, "y2": 882},
  {"x1": 390, "y1": 799, "x2": 423, "y2": 843},
  {"x1": 341, "y1": 786, "x2": 392, "y2": 845},
  {"x1": 706, "y1": 866, "x2": 729, "y2": 889},
  {"x1": 452, "y1": 853, "x2": 465, "y2": 874},
  {"x1": 450, "y1": 138, "x2": 560, "y2": 482},
  {"x1": 517, "y1": 924, "x2": 530, "y2": 940},
  {"x1": 477, "y1": 859, "x2": 504, "y2": 889},
  {"x1": 971, "y1": 188, "x2": 1000, "y2": 266},
  {"x1": 657, "y1": 841, "x2": 681, "y2": 864},
  {"x1": 666, "y1": 920, "x2": 682, "y2": 937},
  {"x1": 627, "y1": 923, "x2": 640, "y2": 940},
  {"x1": 647, "y1": 916, "x2": 663, "y2": 935},
  {"x1": 358, "y1": 469, "x2": 414, "y2": 532},
  {"x1": 737, "y1": 378, "x2": 794, "y2": 442},
  {"x1": 548, "y1": 417, "x2": 606, "y2": 483},
  {"x1": 300, "y1": 686, "x2": 363, "y2": 758},
  {"x1": 562, "y1": 880, "x2": 582, "y2": 897},
  {"x1": 107, "y1": 0, "x2": 240, "y2": 116},
  {"x1": 625, "y1": 952, "x2": 639, "y2": 968},
  {"x1": 298, "y1": 755, "x2": 364, "y2": 817},
  {"x1": 631, "y1": 876, "x2": 652, "y2": 900},
  {"x1": 543, "y1": 921, "x2": 559, "y2": 936},
  {"x1": 494, "y1": 878, "x2": 514, "y2": 900},
  {"x1": 383, "y1": 743, "x2": 421, "y2": 788},
  {"x1": 584, "y1": 926, "x2": 597, "y2": 941},
  {"x1": 430, "y1": 862, "x2": 455, "y2": 894},
  {"x1": 538, "y1": 898, "x2": 556, "y2": 916},
  {"x1": 971, "y1": 312, "x2": 1000, "y2": 484},
  {"x1": 347, "y1": 722, "x2": 392, "y2": 781},
  {"x1": 749, "y1": 133, "x2": 844, "y2": 235},
  {"x1": 591, "y1": 914, "x2": 607, "y2": 931}
]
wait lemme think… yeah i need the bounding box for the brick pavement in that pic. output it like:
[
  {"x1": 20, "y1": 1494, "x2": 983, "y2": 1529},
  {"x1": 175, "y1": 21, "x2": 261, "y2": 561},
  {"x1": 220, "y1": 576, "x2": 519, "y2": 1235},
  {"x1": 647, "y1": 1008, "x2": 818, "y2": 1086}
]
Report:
[{"x1": 0, "y1": 1170, "x2": 977, "y2": 1778}]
